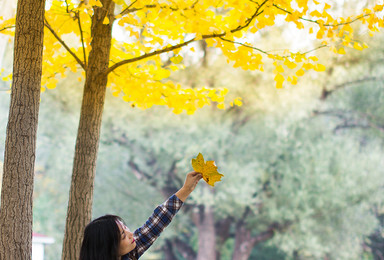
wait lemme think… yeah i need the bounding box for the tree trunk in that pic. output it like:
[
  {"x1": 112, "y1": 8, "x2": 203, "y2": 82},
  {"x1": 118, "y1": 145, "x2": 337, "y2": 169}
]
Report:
[
  {"x1": 192, "y1": 205, "x2": 217, "y2": 260},
  {"x1": 231, "y1": 223, "x2": 257, "y2": 260},
  {"x1": 0, "y1": 0, "x2": 45, "y2": 258},
  {"x1": 61, "y1": 1, "x2": 115, "y2": 259},
  {"x1": 163, "y1": 240, "x2": 178, "y2": 260},
  {"x1": 170, "y1": 238, "x2": 196, "y2": 260},
  {"x1": 215, "y1": 217, "x2": 233, "y2": 260},
  {"x1": 231, "y1": 221, "x2": 276, "y2": 260}
]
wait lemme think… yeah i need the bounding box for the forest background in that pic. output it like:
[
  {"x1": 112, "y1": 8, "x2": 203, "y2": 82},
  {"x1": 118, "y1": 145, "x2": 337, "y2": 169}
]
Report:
[{"x1": 0, "y1": 0, "x2": 384, "y2": 259}]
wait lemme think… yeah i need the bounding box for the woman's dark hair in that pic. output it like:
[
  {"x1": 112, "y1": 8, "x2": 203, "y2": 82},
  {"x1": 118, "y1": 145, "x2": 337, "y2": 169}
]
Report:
[{"x1": 79, "y1": 214, "x2": 124, "y2": 260}]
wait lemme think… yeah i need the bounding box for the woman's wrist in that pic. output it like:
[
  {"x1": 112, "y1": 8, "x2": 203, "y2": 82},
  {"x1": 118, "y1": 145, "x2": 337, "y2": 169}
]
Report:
[{"x1": 175, "y1": 186, "x2": 191, "y2": 202}]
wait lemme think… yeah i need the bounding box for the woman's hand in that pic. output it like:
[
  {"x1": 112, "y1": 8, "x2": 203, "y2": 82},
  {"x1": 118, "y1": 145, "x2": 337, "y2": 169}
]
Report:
[{"x1": 175, "y1": 171, "x2": 202, "y2": 202}]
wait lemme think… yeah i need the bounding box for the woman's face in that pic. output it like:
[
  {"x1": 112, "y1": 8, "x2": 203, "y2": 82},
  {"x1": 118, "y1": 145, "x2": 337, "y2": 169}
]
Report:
[{"x1": 117, "y1": 221, "x2": 136, "y2": 256}]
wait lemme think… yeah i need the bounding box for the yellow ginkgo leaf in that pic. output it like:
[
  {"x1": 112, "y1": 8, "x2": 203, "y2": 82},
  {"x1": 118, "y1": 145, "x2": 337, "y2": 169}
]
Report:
[
  {"x1": 338, "y1": 47, "x2": 346, "y2": 54},
  {"x1": 191, "y1": 153, "x2": 224, "y2": 187},
  {"x1": 353, "y1": 42, "x2": 363, "y2": 51},
  {"x1": 170, "y1": 55, "x2": 183, "y2": 64},
  {"x1": 314, "y1": 63, "x2": 326, "y2": 72},
  {"x1": 103, "y1": 16, "x2": 110, "y2": 25}
]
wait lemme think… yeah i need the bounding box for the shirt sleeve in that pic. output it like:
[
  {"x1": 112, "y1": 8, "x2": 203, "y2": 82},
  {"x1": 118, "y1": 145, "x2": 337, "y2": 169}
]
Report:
[{"x1": 125, "y1": 194, "x2": 183, "y2": 259}]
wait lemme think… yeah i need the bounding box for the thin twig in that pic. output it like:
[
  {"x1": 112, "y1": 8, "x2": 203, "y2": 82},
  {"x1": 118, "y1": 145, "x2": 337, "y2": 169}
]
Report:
[
  {"x1": 64, "y1": 0, "x2": 70, "y2": 14},
  {"x1": 273, "y1": 4, "x2": 371, "y2": 27},
  {"x1": 216, "y1": 37, "x2": 328, "y2": 58},
  {"x1": 219, "y1": 37, "x2": 269, "y2": 55},
  {"x1": 76, "y1": 12, "x2": 87, "y2": 67},
  {"x1": 119, "y1": 0, "x2": 199, "y2": 16},
  {"x1": 44, "y1": 18, "x2": 86, "y2": 70},
  {"x1": 0, "y1": 26, "x2": 15, "y2": 32},
  {"x1": 119, "y1": 0, "x2": 139, "y2": 16},
  {"x1": 232, "y1": 0, "x2": 268, "y2": 33}
]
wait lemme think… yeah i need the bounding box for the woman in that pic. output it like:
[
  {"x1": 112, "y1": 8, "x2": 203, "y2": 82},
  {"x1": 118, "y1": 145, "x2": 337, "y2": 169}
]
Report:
[{"x1": 79, "y1": 171, "x2": 202, "y2": 260}]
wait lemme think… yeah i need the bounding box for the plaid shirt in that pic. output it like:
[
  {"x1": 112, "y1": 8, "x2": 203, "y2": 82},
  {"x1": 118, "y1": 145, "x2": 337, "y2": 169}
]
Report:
[{"x1": 122, "y1": 194, "x2": 183, "y2": 260}]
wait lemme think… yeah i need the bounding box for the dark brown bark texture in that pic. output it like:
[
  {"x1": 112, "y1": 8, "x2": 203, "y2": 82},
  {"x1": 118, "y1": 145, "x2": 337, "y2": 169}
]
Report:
[
  {"x1": 0, "y1": 0, "x2": 45, "y2": 259},
  {"x1": 61, "y1": 1, "x2": 115, "y2": 259}
]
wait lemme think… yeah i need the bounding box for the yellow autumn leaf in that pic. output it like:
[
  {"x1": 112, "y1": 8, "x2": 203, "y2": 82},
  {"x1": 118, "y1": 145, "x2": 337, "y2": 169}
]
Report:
[
  {"x1": 170, "y1": 55, "x2": 183, "y2": 64},
  {"x1": 353, "y1": 42, "x2": 363, "y2": 51},
  {"x1": 89, "y1": 0, "x2": 103, "y2": 7},
  {"x1": 338, "y1": 47, "x2": 346, "y2": 54},
  {"x1": 314, "y1": 63, "x2": 326, "y2": 72},
  {"x1": 191, "y1": 153, "x2": 224, "y2": 187},
  {"x1": 296, "y1": 69, "x2": 305, "y2": 76},
  {"x1": 103, "y1": 16, "x2": 109, "y2": 25},
  {"x1": 233, "y1": 97, "x2": 243, "y2": 106},
  {"x1": 46, "y1": 78, "x2": 58, "y2": 89},
  {"x1": 274, "y1": 73, "x2": 285, "y2": 88},
  {"x1": 217, "y1": 103, "x2": 225, "y2": 109},
  {"x1": 290, "y1": 75, "x2": 298, "y2": 85},
  {"x1": 284, "y1": 59, "x2": 297, "y2": 69}
]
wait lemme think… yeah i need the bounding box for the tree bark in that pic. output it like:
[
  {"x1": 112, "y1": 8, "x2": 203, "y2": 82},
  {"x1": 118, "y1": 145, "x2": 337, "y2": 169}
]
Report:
[
  {"x1": 0, "y1": 0, "x2": 45, "y2": 258},
  {"x1": 163, "y1": 240, "x2": 179, "y2": 260},
  {"x1": 231, "y1": 223, "x2": 258, "y2": 260},
  {"x1": 231, "y1": 221, "x2": 277, "y2": 260},
  {"x1": 61, "y1": 1, "x2": 115, "y2": 259},
  {"x1": 215, "y1": 217, "x2": 233, "y2": 260},
  {"x1": 192, "y1": 205, "x2": 217, "y2": 260},
  {"x1": 172, "y1": 238, "x2": 197, "y2": 260}
]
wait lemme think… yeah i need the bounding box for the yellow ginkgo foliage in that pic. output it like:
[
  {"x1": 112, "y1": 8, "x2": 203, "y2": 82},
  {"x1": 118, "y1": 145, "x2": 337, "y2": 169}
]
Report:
[
  {"x1": 192, "y1": 153, "x2": 224, "y2": 187},
  {"x1": 0, "y1": 0, "x2": 383, "y2": 100}
]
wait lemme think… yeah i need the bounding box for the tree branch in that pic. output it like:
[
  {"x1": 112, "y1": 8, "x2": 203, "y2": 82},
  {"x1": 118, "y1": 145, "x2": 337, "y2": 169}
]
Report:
[
  {"x1": 321, "y1": 76, "x2": 383, "y2": 100},
  {"x1": 0, "y1": 26, "x2": 15, "y2": 32},
  {"x1": 313, "y1": 109, "x2": 384, "y2": 133},
  {"x1": 105, "y1": 1, "x2": 267, "y2": 75},
  {"x1": 128, "y1": 158, "x2": 156, "y2": 183},
  {"x1": 219, "y1": 37, "x2": 269, "y2": 55},
  {"x1": 119, "y1": 0, "x2": 199, "y2": 16},
  {"x1": 232, "y1": 0, "x2": 268, "y2": 32},
  {"x1": 273, "y1": 4, "x2": 372, "y2": 27},
  {"x1": 44, "y1": 18, "x2": 86, "y2": 70},
  {"x1": 119, "y1": 0, "x2": 140, "y2": 16},
  {"x1": 253, "y1": 221, "x2": 292, "y2": 244},
  {"x1": 76, "y1": 11, "x2": 87, "y2": 68}
]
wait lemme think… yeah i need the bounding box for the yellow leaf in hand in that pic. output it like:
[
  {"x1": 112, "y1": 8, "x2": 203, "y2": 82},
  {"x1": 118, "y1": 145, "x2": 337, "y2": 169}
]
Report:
[{"x1": 192, "y1": 153, "x2": 223, "y2": 186}]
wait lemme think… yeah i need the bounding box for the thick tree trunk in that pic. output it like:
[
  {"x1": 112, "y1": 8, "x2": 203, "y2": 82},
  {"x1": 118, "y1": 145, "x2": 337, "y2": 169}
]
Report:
[
  {"x1": 61, "y1": 1, "x2": 115, "y2": 259},
  {"x1": 192, "y1": 205, "x2": 217, "y2": 260},
  {"x1": 0, "y1": 0, "x2": 45, "y2": 258}
]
